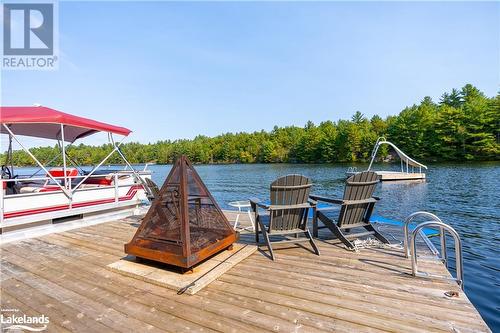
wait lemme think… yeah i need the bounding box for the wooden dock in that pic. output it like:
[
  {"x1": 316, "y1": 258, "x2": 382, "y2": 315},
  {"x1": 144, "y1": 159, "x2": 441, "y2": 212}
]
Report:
[
  {"x1": 345, "y1": 171, "x2": 426, "y2": 181},
  {"x1": 0, "y1": 211, "x2": 491, "y2": 332},
  {"x1": 375, "y1": 171, "x2": 426, "y2": 181}
]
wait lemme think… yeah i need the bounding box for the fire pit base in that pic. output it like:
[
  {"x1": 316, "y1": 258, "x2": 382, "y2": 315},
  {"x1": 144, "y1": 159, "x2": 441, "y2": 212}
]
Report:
[
  {"x1": 109, "y1": 243, "x2": 257, "y2": 295},
  {"x1": 124, "y1": 232, "x2": 239, "y2": 269}
]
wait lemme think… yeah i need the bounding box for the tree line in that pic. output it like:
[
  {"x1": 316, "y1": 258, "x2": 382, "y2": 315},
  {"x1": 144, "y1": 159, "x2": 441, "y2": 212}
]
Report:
[{"x1": 3, "y1": 84, "x2": 499, "y2": 166}]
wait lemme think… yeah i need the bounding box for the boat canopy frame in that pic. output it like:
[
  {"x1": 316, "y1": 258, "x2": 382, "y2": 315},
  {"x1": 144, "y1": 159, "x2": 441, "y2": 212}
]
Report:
[
  {"x1": 367, "y1": 137, "x2": 427, "y2": 173},
  {"x1": 1, "y1": 106, "x2": 152, "y2": 200}
]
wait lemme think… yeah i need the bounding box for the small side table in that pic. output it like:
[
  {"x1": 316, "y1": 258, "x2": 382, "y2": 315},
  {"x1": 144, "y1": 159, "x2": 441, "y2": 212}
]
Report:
[{"x1": 228, "y1": 200, "x2": 255, "y2": 232}]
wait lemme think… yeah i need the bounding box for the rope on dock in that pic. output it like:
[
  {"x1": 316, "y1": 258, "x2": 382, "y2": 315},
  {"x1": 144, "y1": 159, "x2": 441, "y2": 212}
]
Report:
[{"x1": 347, "y1": 237, "x2": 404, "y2": 252}]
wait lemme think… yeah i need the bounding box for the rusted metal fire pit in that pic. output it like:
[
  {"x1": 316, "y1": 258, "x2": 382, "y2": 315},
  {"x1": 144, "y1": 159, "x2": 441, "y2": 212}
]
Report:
[{"x1": 125, "y1": 155, "x2": 239, "y2": 270}]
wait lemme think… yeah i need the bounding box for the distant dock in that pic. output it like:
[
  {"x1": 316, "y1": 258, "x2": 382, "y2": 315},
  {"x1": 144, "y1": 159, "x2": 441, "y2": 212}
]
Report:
[
  {"x1": 375, "y1": 171, "x2": 426, "y2": 181},
  {"x1": 345, "y1": 170, "x2": 426, "y2": 181},
  {"x1": 346, "y1": 137, "x2": 428, "y2": 181},
  {"x1": 0, "y1": 211, "x2": 491, "y2": 332}
]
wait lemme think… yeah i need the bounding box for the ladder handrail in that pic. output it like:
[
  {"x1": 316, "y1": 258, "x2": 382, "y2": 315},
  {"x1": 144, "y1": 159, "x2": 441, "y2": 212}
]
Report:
[
  {"x1": 403, "y1": 211, "x2": 446, "y2": 260},
  {"x1": 410, "y1": 221, "x2": 464, "y2": 290}
]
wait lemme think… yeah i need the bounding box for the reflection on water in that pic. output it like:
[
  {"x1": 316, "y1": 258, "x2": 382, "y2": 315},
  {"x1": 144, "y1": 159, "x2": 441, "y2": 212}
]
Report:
[{"x1": 150, "y1": 162, "x2": 499, "y2": 331}]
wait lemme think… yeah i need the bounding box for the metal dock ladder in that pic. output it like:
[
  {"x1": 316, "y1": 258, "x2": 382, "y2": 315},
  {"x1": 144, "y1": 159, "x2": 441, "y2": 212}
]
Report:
[{"x1": 403, "y1": 211, "x2": 464, "y2": 290}]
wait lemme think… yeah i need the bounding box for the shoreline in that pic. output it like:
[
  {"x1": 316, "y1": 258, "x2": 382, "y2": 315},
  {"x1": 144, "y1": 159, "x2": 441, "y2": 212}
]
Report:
[{"x1": 7, "y1": 160, "x2": 500, "y2": 168}]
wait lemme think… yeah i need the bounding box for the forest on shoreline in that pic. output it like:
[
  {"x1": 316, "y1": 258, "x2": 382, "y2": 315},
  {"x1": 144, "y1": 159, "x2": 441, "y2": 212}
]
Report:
[{"x1": 3, "y1": 84, "x2": 499, "y2": 166}]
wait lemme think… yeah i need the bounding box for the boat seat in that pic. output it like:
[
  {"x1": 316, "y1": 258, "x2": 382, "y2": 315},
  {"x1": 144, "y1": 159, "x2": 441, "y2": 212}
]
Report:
[
  {"x1": 47, "y1": 167, "x2": 78, "y2": 178},
  {"x1": 83, "y1": 176, "x2": 113, "y2": 186},
  {"x1": 79, "y1": 183, "x2": 105, "y2": 189},
  {"x1": 83, "y1": 173, "x2": 131, "y2": 186},
  {"x1": 18, "y1": 185, "x2": 61, "y2": 194}
]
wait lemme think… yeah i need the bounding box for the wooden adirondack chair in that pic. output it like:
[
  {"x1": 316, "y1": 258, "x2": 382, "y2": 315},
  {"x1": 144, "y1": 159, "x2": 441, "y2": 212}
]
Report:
[
  {"x1": 310, "y1": 171, "x2": 390, "y2": 250},
  {"x1": 145, "y1": 178, "x2": 160, "y2": 200},
  {"x1": 250, "y1": 175, "x2": 320, "y2": 260}
]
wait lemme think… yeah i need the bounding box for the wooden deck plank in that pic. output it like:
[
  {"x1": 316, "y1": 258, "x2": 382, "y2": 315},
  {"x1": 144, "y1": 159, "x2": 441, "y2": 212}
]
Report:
[
  {"x1": 1, "y1": 272, "x2": 160, "y2": 333},
  {"x1": 0, "y1": 216, "x2": 491, "y2": 333},
  {"x1": 1, "y1": 241, "x2": 267, "y2": 332},
  {"x1": 218, "y1": 273, "x2": 482, "y2": 333},
  {"x1": 1, "y1": 244, "x2": 244, "y2": 333},
  {"x1": 1, "y1": 279, "x2": 116, "y2": 333},
  {"x1": 0, "y1": 290, "x2": 71, "y2": 333},
  {"x1": 1, "y1": 251, "x2": 172, "y2": 333},
  {"x1": 233, "y1": 259, "x2": 476, "y2": 313},
  {"x1": 26, "y1": 235, "x2": 472, "y2": 330},
  {"x1": 222, "y1": 265, "x2": 485, "y2": 330},
  {"x1": 5, "y1": 237, "x2": 318, "y2": 331},
  {"x1": 203, "y1": 283, "x2": 386, "y2": 333},
  {"x1": 36, "y1": 232, "x2": 472, "y2": 310},
  {"x1": 215, "y1": 277, "x2": 427, "y2": 333}
]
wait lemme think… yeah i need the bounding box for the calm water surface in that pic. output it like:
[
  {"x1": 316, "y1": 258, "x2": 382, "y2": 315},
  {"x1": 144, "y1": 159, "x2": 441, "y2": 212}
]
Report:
[{"x1": 148, "y1": 162, "x2": 499, "y2": 331}]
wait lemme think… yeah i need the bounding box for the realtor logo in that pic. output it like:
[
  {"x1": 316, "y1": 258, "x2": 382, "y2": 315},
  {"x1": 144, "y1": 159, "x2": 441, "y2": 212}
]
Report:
[
  {"x1": 2, "y1": 1, "x2": 58, "y2": 69},
  {"x1": 1, "y1": 308, "x2": 49, "y2": 332}
]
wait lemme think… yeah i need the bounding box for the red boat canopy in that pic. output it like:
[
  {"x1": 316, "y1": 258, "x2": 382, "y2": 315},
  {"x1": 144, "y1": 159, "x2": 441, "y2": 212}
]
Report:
[{"x1": 0, "y1": 106, "x2": 131, "y2": 142}]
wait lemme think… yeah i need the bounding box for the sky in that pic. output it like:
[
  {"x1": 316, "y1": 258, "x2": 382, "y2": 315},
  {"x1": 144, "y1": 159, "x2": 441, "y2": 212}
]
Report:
[{"x1": 1, "y1": 1, "x2": 499, "y2": 147}]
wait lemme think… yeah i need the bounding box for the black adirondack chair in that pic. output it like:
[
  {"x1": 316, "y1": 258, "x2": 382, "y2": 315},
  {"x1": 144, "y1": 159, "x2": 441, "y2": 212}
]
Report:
[
  {"x1": 250, "y1": 174, "x2": 320, "y2": 260},
  {"x1": 310, "y1": 171, "x2": 390, "y2": 250}
]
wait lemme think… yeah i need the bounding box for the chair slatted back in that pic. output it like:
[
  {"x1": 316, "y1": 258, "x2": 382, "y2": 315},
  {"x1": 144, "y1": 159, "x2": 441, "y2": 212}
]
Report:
[
  {"x1": 338, "y1": 171, "x2": 379, "y2": 228},
  {"x1": 270, "y1": 174, "x2": 312, "y2": 231},
  {"x1": 145, "y1": 178, "x2": 160, "y2": 200}
]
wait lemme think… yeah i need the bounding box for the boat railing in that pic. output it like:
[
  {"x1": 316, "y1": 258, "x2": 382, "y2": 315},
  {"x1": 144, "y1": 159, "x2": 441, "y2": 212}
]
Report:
[
  {"x1": 2, "y1": 171, "x2": 143, "y2": 192},
  {"x1": 0, "y1": 171, "x2": 149, "y2": 225},
  {"x1": 403, "y1": 211, "x2": 464, "y2": 289}
]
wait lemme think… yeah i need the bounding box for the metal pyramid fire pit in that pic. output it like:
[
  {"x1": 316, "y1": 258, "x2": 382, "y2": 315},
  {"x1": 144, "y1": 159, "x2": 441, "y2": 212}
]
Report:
[{"x1": 125, "y1": 155, "x2": 239, "y2": 269}]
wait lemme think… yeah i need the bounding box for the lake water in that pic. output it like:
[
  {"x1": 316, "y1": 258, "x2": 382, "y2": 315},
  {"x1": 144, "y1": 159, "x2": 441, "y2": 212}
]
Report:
[
  {"x1": 148, "y1": 162, "x2": 500, "y2": 331},
  {"x1": 13, "y1": 162, "x2": 500, "y2": 330}
]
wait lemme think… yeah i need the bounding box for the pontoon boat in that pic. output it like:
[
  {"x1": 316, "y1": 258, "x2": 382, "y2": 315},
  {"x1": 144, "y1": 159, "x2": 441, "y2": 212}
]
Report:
[{"x1": 0, "y1": 106, "x2": 152, "y2": 235}]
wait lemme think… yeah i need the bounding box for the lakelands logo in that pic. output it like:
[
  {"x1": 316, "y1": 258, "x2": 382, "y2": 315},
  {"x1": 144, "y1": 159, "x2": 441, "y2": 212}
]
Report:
[
  {"x1": 1, "y1": 312, "x2": 49, "y2": 331},
  {"x1": 2, "y1": 1, "x2": 59, "y2": 70}
]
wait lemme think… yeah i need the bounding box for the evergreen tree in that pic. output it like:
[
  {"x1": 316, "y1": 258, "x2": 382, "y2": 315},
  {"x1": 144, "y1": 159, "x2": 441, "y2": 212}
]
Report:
[{"x1": 3, "y1": 85, "x2": 498, "y2": 166}]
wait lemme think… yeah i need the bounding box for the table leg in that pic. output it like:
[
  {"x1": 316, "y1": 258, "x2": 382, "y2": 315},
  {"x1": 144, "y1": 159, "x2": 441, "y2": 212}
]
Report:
[
  {"x1": 247, "y1": 209, "x2": 255, "y2": 232},
  {"x1": 234, "y1": 212, "x2": 240, "y2": 230}
]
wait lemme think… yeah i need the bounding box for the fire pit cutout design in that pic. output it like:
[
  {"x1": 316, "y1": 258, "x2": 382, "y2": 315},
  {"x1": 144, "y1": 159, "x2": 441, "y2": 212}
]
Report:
[{"x1": 125, "y1": 155, "x2": 239, "y2": 269}]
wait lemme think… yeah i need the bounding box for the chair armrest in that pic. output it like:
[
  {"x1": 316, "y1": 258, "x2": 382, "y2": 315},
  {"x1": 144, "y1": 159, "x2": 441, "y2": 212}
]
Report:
[
  {"x1": 249, "y1": 197, "x2": 270, "y2": 210},
  {"x1": 343, "y1": 198, "x2": 378, "y2": 205},
  {"x1": 267, "y1": 202, "x2": 314, "y2": 211},
  {"x1": 249, "y1": 197, "x2": 260, "y2": 205},
  {"x1": 309, "y1": 194, "x2": 343, "y2": 205},
  {"x1": 308, "y1": 198, "x2": 317, "y2": 207},
  {"x1": 373, "y1": 196, "x2": 381, "y2": 201}
]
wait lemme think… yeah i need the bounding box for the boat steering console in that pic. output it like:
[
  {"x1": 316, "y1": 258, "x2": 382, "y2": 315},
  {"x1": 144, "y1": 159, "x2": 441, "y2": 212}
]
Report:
[{"x1": 1, "y1": 165, "x2": 18, "y2": 194}]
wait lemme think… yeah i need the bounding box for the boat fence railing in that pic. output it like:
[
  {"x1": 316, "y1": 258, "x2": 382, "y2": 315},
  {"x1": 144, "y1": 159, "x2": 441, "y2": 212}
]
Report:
[
  {"x1": 3, "y1": 171, "x2": 139, "y2": 187},
  {"x1": 0, "y1": 172, "x2": 149, "y2": 225},
  {"x1": 403, "y1": 211, "x2": 464, "y2": 290}
]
